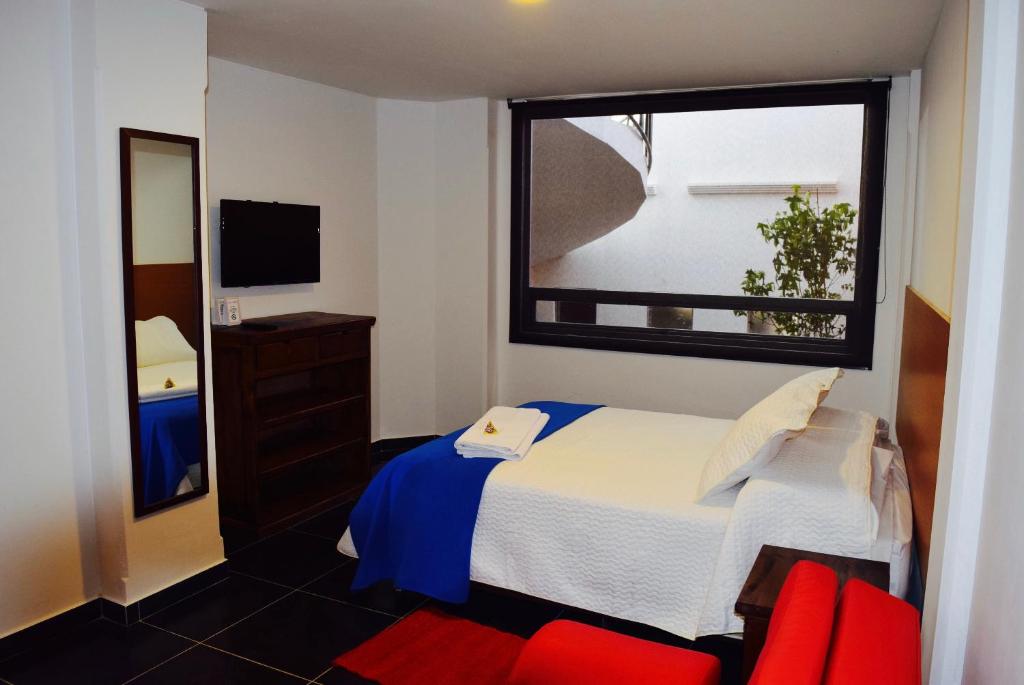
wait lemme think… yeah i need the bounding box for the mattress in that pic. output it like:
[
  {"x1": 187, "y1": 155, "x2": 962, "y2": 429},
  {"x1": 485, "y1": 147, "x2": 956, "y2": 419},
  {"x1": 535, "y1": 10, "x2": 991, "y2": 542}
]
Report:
[
  {"x1": 137, "y1": 360, "x2": 198, "y2": 403},
  {"x1": 339, "y1": 405, "x2": 912, "y2": 639}
]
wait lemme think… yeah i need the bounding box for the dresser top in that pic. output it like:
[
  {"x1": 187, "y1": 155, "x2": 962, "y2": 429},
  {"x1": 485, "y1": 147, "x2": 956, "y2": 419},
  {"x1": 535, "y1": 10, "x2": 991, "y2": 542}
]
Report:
[{"x1": 212, "y1": 311, "x2": 375, "y2": 342}]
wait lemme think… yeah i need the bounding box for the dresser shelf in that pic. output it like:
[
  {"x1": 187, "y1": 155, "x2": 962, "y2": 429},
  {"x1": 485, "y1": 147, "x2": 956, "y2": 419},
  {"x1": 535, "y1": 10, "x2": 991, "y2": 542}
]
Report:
[
  {"x1": 258, "y1": 434, "x2": 366, "y2": 478},
  {"x1": 258, "y1": 390, "x2": 366, "y2": 429}
]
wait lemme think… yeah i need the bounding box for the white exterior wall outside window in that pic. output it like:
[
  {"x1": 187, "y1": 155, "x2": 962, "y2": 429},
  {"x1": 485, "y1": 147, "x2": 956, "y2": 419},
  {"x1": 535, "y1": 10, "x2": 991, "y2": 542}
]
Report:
[{"x1": 531, "y1": 106, "x2": 864, "y2": 334}]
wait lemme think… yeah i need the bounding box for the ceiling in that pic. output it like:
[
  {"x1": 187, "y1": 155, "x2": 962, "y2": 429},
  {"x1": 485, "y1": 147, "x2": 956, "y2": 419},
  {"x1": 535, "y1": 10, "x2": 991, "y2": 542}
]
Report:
[{"x1": 187, "y1": 0, "x2": 945, "y2": 101}]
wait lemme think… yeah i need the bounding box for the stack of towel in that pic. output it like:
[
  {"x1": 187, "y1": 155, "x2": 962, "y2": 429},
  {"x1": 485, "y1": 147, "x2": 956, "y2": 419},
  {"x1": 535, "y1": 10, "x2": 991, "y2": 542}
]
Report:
[{"x1": 455, "y1": 406, "x2": 550, "y2": 461}]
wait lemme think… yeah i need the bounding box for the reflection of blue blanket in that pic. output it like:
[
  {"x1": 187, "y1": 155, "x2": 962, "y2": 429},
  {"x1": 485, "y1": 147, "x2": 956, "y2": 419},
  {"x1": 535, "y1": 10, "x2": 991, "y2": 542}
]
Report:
[
  {"x1": 349, "y1": 401, "x2": 603, "y2": 602},
  {"x1": 138, "y1": 395, "x2": 200, "y2": 506}
]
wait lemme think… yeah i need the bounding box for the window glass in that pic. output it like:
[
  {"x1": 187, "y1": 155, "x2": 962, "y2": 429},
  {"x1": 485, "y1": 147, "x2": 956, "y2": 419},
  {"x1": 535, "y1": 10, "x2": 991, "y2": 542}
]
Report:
[{"x1": 529, "y1": 106, "x2": 863, "y2": 306}]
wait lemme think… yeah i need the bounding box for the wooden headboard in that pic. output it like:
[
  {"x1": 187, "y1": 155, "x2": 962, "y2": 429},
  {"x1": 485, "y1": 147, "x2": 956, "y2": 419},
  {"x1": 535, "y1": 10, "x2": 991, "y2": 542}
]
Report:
[
  {"x1": 133, "y1": 262, "x2": 198, "y2": 349},
  {"x1": 895, "y1": 287, "x2": 950, "y2": 582}
]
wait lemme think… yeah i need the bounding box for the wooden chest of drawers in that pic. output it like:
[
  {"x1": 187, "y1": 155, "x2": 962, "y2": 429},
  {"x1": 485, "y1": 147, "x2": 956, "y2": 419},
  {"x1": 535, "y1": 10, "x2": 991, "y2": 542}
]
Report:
[{"x1": 211, "y1": 311, "x2": 375, "y2": 536}]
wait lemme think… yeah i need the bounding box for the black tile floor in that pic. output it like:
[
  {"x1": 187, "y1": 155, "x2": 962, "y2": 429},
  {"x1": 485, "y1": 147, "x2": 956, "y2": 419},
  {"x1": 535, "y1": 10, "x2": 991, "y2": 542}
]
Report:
[{"x1": 0, "y1": 492, "x2": 742, "y2": 684}]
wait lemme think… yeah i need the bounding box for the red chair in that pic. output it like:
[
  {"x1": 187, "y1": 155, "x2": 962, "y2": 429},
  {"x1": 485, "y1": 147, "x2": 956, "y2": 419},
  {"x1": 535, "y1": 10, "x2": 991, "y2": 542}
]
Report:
[
  {"x1": 823, "y1": 579, "x2": 922, "y2": 684},
  {"x1": 508, "y1": 620, "x2": 720, "y2": 685},
  {"x1": 747, "y1": 561, "x2": 839, "y2": 685},
  {"x1": 508, "y1": 560, "x2": 920, "y2": 685}
]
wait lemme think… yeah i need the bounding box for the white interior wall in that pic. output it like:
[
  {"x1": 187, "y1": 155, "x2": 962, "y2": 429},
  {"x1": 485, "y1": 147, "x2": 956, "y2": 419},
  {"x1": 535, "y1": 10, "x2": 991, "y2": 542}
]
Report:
[
  {"x1": 911, "y1": 0, "x2": 970, "y2": 317},
  {"x1": 375, "y1": 98, "x2": 491, "y2": 438},
  {"x1": 963, "y1": 7, "x2": 1024, "y2": 677},
  {"x1": 206, "y1": 58, "x2": 381, "y2": 437},
  {"x1": 0, "y1": 0, "x2": 100, "y2": 638},
  {"x1": 433, "y1": 99, "x2": 490, "y2": 434},
  {"x1": 489, "y1": 78, "x2": 916, "y2": 424},
  {"x1": 912, "y1": 0, "x2": 973, "y2": 678},
  {"x1": 207, "y1": 59, "x2": 379, "y2": 322},
  {"x1": 377, "y1": 100, "x2": 439, "y2": 437},
  {"x1": 203, "y1": 62, "x2": 491, "y2": 443}
]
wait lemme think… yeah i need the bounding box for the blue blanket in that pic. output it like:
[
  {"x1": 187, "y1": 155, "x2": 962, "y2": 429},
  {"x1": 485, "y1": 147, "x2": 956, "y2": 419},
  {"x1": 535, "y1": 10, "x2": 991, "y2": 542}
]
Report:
[
  {"x1": 138, "y1": 395, "x2": 200, "y2": 506},
  {"x1": 349, "y1": 401, "x2": 602, "y2": 602}
]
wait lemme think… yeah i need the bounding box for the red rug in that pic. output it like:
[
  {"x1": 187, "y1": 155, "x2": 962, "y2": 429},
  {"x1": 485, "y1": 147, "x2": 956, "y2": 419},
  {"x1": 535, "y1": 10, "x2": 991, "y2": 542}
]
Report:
[{"x1": 334, "y1": 607, "x2": 526, "y2": 684}]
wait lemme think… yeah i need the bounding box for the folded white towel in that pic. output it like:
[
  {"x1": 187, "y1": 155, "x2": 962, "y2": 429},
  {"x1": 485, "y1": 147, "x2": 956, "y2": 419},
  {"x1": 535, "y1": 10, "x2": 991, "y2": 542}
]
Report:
[
  {"x1": 458, "y1": 414, "x2": 549, "y2": 460},
  {"x1": 456, "y1": 407, "x2": 550, "y2": 461}
]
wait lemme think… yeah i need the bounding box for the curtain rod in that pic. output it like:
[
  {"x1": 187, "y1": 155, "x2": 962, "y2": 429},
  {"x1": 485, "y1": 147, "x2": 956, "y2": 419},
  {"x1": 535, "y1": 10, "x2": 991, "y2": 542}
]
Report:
[{"x1": 507, "y1": 77, "x2": 892, "y2": 106}]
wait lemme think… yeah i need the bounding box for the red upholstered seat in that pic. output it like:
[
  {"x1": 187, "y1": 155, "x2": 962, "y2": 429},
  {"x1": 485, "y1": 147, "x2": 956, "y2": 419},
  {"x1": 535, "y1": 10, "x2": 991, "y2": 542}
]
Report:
[
  {"x1": 506, "y1": 619, "x2": 720, "y2": 685},
  {"x1": 748, "y1": 560, "x2": 840, "y2": 685},
  {"x1": 508, "y1": 559, "x2": 920, "y2": 685},
  {"x1": 823, "y1": 578, "x2": 921, "y2": 685}
]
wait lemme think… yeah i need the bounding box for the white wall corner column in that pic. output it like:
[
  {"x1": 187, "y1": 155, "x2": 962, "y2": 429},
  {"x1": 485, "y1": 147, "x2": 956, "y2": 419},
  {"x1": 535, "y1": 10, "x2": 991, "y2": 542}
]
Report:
[
  {"x1": 923, "y1": 0, "x2": 1022, "y2": 681},
  {"x1": 0, "y1": 0, "x2": 101, "y2": 638},
  {"x1": 376, "y1": 100, "x2": 440, "y2": 438},
  {"x1": 433, "y1": 98, "x2": 491, "y2": 434},
  {"x1": 376, "y1": 97, "x2": 490, "y2": 438},
  {"x1": 71, "y1": 0, "x2": 224, "y2": 606}
]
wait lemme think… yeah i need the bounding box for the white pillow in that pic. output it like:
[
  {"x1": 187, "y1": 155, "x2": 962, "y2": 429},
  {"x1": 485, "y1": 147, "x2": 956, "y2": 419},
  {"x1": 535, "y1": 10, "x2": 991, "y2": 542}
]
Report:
[
  {"x1": 695, "y1": 367, "x2": 844, "y2": 502},
  {"x1": 135, "y1": 316, "x2": 196, "y2": 367}
]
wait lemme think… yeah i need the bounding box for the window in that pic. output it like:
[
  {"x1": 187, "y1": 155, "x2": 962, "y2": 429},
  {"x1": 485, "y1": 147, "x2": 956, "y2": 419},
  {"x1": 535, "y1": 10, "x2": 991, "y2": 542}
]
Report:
[{"x1": 510, "y1": 81, "x2": 889, "y2": 367}]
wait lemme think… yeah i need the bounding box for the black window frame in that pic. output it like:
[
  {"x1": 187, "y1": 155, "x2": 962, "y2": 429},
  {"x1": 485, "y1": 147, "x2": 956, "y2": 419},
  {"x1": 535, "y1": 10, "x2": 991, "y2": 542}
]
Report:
[{"x1": 510, "y1": 80, "x2": 890, "y2": 369}]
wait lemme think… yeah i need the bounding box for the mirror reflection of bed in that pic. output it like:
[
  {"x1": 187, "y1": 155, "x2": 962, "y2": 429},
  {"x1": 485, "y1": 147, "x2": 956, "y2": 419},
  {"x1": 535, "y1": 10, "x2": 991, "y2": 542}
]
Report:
[
  {"x1": 135, "y1": 315, "x2": 201, "y2": 505},
  {"x1": 121, "y1": 130, "x2": 208, "y2": 514}
]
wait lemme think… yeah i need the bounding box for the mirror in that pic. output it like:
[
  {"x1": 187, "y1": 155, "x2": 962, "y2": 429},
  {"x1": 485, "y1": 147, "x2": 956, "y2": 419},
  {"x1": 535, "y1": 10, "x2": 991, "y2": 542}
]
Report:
[{"x1": 120, "y1": 128, "x2": 208, "y2": 517}]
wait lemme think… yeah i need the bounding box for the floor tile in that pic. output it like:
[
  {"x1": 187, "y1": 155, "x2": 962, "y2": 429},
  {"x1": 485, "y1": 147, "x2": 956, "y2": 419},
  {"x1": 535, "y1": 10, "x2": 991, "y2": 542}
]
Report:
[
  {"x1": 0, "y1": 619, "x2": 192, "y2": 685},
  {"x1": 291, "y1": 501, "x2": 355, "y2": 541},
  {"x1": 229, "y1": 531, "x2": 347, "y2": 588},
  {"x1": 130, "y1": 644, "x2": 304, "y2": 684},
  {"x1": 138, "y1": 565, "x2": 229, "y2": 619},
  {"x1": 206, "y1": 592, "x2": 395, "y2": 680},
  {"x1": 222, "y1": 529, "x2": 260, "y2": 556},
  {"x1": 314, "y1": 666, "x2": 377, "y2": 684},
  {"x1": 430, "y1": 585, "x2": 562, "y2": 638},
  {"x1": 302, "y1": 562, "x2": 427, "y2": 617},
  {"x1": 144, "y1": 574, "x2": 291, "y2": 641}
]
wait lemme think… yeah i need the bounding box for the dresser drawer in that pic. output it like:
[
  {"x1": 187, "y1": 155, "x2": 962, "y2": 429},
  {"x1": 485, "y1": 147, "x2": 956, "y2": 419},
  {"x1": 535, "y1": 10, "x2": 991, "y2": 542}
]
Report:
[
  {"x1": 320, "y1": 328, "x2": 369, "y2": 360},
  {"x1": 256, "y1": 337, "x2": 317, "y2": 371}
]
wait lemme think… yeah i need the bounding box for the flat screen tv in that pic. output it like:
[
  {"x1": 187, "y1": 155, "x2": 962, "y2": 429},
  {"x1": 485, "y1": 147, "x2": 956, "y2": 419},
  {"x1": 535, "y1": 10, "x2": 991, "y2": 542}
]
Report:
[{"x1": 220, "y1": 199, "x2": 320, "y2": 287}]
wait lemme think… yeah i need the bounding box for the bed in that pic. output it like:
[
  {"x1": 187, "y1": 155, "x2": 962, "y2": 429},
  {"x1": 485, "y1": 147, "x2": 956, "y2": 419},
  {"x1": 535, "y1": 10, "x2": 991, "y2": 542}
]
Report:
[
  {"x1": 339, "y1": 401, "x2": 912, "y2": 640},
  {"x1": 135, "y1": 316, "x2": 201, "y2": 506}
]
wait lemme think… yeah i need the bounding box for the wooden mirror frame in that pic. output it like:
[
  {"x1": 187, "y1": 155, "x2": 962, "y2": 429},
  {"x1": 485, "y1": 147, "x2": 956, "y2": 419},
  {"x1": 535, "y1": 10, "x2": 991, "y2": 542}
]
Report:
[{"x1": 119, "y1": 128, "x2": 209, "y2": 517}]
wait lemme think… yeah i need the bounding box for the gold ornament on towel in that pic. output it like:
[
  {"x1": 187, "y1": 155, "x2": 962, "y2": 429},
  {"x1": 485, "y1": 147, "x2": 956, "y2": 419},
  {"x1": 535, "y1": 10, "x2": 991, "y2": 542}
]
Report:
[
  {"x1": 164, "y1": 378, "x2": 176, "y2": 389},
  {"x1": 483, "y1": 420, "x2": 498, "y2": 435}
]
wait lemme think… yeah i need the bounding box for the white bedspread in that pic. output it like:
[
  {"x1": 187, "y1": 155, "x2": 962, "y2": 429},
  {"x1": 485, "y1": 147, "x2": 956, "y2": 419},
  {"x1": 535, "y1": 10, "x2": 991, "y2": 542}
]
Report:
[
  {"x1": 472, "y1": 408, "x2": 737, "y2": 638},
  {"x1": 339, "y1": 405, "x2": 910, "y2": 640}
]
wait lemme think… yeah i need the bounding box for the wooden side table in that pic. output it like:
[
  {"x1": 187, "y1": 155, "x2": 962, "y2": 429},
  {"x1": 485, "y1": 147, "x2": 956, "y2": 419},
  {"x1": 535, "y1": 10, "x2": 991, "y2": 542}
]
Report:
[{"x1": 734, "y1": 545, "x2": 889, "y2": 683}]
